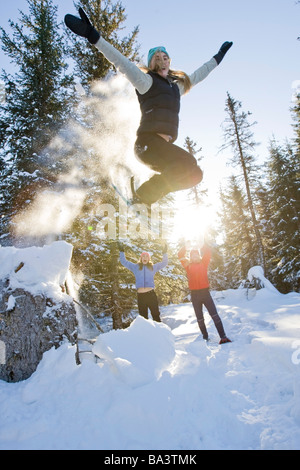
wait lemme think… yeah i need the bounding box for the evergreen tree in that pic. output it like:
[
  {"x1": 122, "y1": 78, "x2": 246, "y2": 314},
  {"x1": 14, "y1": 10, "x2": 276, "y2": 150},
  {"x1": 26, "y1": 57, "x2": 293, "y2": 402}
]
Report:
[
  {"x1": 55, "y1": 1, "x2": 141, "y2": 329},
  {"x1": 218, "y1": 175, "x2": 256, "y2": 287},
  {"x1": 266, "y1": 140, "x2": 299, "y2": 291},
  {"x1": 0, "y1": 0, "x2": 74, "y2": 241},
  {"x1": 291, "y1": 92, "x2": 300, "y2": 155},
  {"x1": 253, "y1": 179, "x2": 275, "y2": 279},
  {"x1": 221, "y1": 92, "x2": 265, "y2": 271},
  {"x1": 184, "y1": 136, "x2": 207, "y2": 205}
]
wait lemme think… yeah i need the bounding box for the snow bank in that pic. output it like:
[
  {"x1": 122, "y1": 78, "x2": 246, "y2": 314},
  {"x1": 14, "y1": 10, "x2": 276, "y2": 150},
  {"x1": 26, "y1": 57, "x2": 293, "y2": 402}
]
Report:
[
  {"x1": 0, "y1": 282, "x2": 299, "y2": 449},
  {"x1": 0, "y1": 241, "x2": 73, "y2": 300},
  {"x1": 247, "y1": 265, "x2": 279, "y2": 293},
  {"x1": 92, "y1": 316, "x2": 175, "y2": 387}
]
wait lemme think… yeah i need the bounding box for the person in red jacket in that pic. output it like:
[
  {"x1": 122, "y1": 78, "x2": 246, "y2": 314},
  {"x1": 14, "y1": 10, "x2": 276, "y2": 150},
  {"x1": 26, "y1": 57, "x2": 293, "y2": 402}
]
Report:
[{"x1": 178, "y1": 241, "x2": 231, "y2": 344}]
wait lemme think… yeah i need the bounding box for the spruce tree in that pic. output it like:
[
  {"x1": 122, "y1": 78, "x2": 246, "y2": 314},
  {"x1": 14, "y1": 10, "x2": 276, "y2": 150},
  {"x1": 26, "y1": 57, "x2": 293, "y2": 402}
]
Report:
[
  {"x1": 61, "y1": 1, "x2": 141, "y2": 329},
  {"x1": 219, "y1": 175, "x2": 256, "y2": 287},
  {"x1": 184, "y1": 136, "x2": 207, "y2": 205},
  {"x1": 221, "y1": 92, "x2": 265, "y2": 272},
  {"x1": 291, "y1": 92, "x2": 300, "y2": 155},
  {"x1": 0, "y1": 0, "x2": 73, "y2": 241},
  {"x1": 266, "y1": 140, "x2": 299, "y2": 291}
]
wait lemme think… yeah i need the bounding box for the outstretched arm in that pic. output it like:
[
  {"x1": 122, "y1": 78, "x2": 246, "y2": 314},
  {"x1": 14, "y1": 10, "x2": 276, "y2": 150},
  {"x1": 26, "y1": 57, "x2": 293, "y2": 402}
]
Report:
[
  {"x1": 153, "y1": 253, "x2": 168, "y2": 272},
  {"x1": 178, "y1": 245, "x2": 189, "y2": 269},
  {"x1": 119, "y1": 251, "x2": 137, "y2": 272},
  {"x1": 178, "y1": 41, "x2": 233, "y2": 94},
  {"x1": 95, "y1": 37, "x2": 152, "y2": 94},
  {"x1": 65, "y1": 7, "x2": 152, "y2": 94}
]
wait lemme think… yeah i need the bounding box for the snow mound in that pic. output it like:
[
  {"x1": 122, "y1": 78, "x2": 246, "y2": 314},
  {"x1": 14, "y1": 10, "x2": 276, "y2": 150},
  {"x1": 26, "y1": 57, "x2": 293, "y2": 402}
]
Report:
[
  {"x1": 247, "y1": 265, "x2": 279, "y2": 293},
  {"x1": 0, "y1": 241, "x2": 73, "y2": 300},
  {"x1": 92, "y1": 316, "x2": 176, "y2": 387},
  {"x1": 0, "y1": 248, "x2": 299, "y2": 450}
]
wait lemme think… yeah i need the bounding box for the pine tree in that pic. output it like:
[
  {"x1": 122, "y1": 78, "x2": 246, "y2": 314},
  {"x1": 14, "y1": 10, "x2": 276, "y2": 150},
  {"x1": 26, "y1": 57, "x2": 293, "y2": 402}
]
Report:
[
  {"x1": 0, "y1": 0, "x2": 74, "y2": 241},
  {"x1": 266, "y1": 140, "x2": 299, "y2": 291},
  {"x1": 253, "y1": 179, "x2": 275, "y2": 279},
  {"x1": 291, "y1": 92, "x2": 300, "y2": 155},
  {"x1": 218, "y1": 175, "x2": 256, "y2": 287},
  {"x1": 221, "y1": 92, "x2": 265, "y2": 272},
  {"x1": 46, "y1": 1, "x2": 141, "y2": 329},
  {"x1": 184, "y1": 136, "x2": 207, "y2": 205}
]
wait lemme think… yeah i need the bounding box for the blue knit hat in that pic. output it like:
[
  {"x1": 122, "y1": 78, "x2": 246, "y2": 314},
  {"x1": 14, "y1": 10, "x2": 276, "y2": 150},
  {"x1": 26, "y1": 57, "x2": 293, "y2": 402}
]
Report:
[{"x1": 147, "y1": 46, "x2": 170, "y2": 67}]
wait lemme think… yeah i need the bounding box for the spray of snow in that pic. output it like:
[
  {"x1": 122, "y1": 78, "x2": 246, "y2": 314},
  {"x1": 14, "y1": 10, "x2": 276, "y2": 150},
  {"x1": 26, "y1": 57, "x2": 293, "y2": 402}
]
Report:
[{"x1": 12, "y1": 75, "x2": 148, "y2": 242}]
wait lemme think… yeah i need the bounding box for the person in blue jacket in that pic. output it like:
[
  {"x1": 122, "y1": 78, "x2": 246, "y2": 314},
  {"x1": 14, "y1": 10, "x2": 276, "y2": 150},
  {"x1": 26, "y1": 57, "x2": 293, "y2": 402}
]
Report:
[{"x1": 118, "y1": 243, "x2": 168, "y2": 322}]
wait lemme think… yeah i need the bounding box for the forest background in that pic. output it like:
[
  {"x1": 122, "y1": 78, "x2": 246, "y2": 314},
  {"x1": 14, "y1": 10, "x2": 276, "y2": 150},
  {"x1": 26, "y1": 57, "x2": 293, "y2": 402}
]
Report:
[{"x1": 0, "y1": 0, "x2": 299, "y2": 330}]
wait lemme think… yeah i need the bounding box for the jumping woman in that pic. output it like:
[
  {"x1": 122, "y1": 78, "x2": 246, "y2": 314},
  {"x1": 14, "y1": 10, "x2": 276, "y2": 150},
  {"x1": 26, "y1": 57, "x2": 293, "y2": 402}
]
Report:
[{"x1": 65, "y1": 8, "x2": 233, "y2": 205}]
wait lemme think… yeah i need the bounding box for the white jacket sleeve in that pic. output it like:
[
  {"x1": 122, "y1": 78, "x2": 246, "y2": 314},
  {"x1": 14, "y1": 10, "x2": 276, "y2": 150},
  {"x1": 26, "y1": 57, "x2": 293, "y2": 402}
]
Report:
[
  {"x1": 94, "y1": 36, "x2": 152, "y2": 95},
  {"x1": 177, "y1": 57, "x2": 218, "y2": 95}
]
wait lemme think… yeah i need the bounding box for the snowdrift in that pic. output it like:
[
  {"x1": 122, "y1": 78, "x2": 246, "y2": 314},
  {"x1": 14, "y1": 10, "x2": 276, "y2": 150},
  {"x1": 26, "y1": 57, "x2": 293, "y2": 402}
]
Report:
[
  {"x1": 0, "y1": 241, "x2": 73, "y2": 300},
  {"x1": 0, "y1": 288, "x2": 299, "y2": 450},
  {"x1": 0, "y1": 242, "x2": 299, "y2": 450}
]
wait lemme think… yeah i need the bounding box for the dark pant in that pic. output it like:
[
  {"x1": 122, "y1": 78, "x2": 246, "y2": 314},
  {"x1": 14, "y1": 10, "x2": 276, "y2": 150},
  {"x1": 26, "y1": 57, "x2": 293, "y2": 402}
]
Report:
[
  {"x1": 191, "y1": 288, "x2": 226, "y2": 339},
  {"x1": 134, "y1": 134, "x2": 203, "y2": 205},
  {"x1": 137, "y1": 289, "x2": 161, "y2": 322}
]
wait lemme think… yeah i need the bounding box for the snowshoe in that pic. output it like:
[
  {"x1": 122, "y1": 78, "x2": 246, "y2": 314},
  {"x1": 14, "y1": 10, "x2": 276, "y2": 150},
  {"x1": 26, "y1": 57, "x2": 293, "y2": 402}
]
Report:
[
  {"x1": 130, "y1": 176, "x2": 147, "y2": 206},
  {"x1": 111, "y1": 182, "x2": 133, "y2": 206},
  {"x1": 111, "y1": 177, "x2": 143, "y2": 207}
]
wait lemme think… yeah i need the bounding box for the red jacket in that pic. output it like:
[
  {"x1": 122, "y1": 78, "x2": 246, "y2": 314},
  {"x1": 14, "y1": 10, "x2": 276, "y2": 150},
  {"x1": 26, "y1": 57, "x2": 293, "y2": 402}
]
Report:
[{"x1": 178, "y1": 245, "x2": 211, "y2": 290}]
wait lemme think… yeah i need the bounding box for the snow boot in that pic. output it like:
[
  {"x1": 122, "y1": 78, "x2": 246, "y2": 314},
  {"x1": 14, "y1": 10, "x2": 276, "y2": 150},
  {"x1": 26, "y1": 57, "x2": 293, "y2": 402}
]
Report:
[
  {"x1": 130, "y1": 176, "x2": 152, "y2": 210},
  {"x1": 219, "y1": 337, "x2": 232, "y2": 344}
]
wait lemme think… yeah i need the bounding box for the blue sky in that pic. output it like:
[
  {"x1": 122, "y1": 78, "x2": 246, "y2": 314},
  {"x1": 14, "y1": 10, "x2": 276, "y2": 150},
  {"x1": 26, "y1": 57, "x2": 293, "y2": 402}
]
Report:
[{"x1": 1, "y1": 0, "x2": 299, "y2": 203}]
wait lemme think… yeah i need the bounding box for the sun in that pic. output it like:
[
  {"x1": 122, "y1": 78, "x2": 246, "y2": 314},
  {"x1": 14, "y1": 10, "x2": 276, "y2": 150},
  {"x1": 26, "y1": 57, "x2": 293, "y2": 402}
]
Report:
[{"x1": 169, "y1": 202, "x2": 215, "y2": 245}]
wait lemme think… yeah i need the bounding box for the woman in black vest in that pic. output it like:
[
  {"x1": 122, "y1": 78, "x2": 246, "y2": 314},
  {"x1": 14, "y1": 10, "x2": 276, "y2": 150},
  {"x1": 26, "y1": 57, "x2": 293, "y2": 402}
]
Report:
[{"x1": 65, "y1": 8, "x2": 233, "y2": 205}]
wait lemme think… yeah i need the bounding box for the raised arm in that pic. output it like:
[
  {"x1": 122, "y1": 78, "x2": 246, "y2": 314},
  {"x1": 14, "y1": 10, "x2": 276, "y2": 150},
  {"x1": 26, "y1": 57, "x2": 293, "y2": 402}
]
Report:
[
  {"x1": 178, "y1": 245, "x2": 189, "y2": 269},
  {"x1": 65, "y1": 7, "x2": 152, "y2": 94},
  {"x1": 119, "y1": 251, "x2": 137, "y2": 272},
  {"x1": 95, "y1": 37, "x2": 152, "y2": 94},
  {"x1": 177, "y1": 41, "x2": 233, "y2": 95}
]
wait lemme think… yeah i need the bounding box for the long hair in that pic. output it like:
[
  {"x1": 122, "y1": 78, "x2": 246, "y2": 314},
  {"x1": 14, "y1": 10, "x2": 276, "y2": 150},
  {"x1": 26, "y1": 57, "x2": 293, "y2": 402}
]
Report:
[
  {"x1": 138, "y1": 252, "x2": 154, "y2": 271},
  {"x1": 138, "y1": 261, "x2": 153, "y2": 271},
  {"x1": 140, "y1": 66, "x2": 192, "y2": 94}
]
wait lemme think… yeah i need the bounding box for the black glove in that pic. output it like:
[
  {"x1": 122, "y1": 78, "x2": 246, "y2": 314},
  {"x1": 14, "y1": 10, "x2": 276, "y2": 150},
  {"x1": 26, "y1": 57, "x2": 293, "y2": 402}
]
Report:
[
  {"x1": 213, "y1": 41, "x2": 233, "y2": 64},
  {"x1": 64, "y1": 7, "x2": 100, "y2": 44}
]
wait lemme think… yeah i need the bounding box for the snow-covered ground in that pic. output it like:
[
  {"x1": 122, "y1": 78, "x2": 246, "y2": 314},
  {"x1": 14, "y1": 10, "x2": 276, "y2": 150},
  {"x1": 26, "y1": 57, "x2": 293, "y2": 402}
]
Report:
[{"x1": 0, "y1": 276, "x2": 299, "y2": 449}]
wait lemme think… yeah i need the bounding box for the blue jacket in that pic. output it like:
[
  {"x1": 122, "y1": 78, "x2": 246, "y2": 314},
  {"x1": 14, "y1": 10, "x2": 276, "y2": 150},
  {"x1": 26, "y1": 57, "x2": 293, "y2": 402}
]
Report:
[{"x1": 119, "y1": 252, "x2": 168, "y2": 289}]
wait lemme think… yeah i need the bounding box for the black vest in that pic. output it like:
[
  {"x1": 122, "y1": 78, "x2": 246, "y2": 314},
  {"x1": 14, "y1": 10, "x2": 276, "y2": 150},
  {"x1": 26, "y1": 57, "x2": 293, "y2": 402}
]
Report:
[{"x1": 136, "y1": 71, "x2": 180, "y2": 142}]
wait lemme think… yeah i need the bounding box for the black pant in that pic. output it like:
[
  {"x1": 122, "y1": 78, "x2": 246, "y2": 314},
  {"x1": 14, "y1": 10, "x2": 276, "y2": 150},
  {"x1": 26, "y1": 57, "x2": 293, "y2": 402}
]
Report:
[
  {"x1": 137, "y1": 290, "x2": 161, "y2": 322},
  {"x1": 134, "y1": 134, "x2": 203, "y2": 205},
  {"x1": 191, "y1": 288, "x2": 226, "y2": 339}
]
